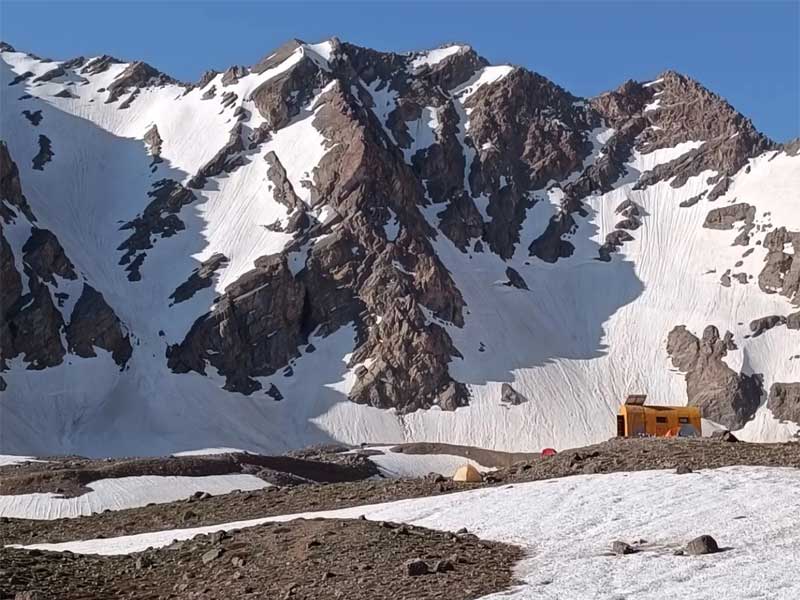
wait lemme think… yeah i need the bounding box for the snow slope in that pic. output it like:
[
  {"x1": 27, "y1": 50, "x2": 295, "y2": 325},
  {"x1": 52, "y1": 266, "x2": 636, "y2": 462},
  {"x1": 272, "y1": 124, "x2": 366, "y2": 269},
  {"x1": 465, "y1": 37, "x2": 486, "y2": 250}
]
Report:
[
  {"x1": 362, "y1": 446, "x2": 494, "y2": 478},
  {"x1": 0, "y1": 474, "x2": 268, "y2": 520},
  {"x1": 15, "y1": 467, "x2": 800, "y2": 599}
]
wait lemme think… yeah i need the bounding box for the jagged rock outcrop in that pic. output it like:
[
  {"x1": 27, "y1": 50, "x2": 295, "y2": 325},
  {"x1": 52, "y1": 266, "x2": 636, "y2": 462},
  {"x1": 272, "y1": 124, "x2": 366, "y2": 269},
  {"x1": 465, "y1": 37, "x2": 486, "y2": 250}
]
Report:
[
  {"x1": 500, "y1": 383, "x2": 529, "y2": 405},
  {"x1": 264, "y1": 151, "x2": 302, "y2": 211},
  {"x1": 187, "y1": 125, "x2": 246, "y2": 189},
  {"x1": 65, "y1": 284, "x2": 132, "y2": 367},
  {"x1": 22, "y1": 109, "x2": 42, "y2": 126},
  {"x1": 667, "y1": 325, "x2": 762, "y2": 429},
  {"x1": 81, "y1": 55, "x2": 120, "y2": 76},
  {"x1": 32, "y1": 134, "x2": 53, "y2": 170},
  {"x1": 1, "y1": 144, "x2": 132, "y2": 372},
  {"x1": 169, "y1": 254, "x2": 229, "y2": 305},
  {"x1": 118, "y1": 179, "x2": 197, "y2": 281},
  {"x1": 759, "y1": 227, "x2": 800, "y2": 304},
  {"x1": 167, "y1": 254, "x2": 307, "y2": 394},
  {"x1": 143, "y1": 124, "x2": 163, "y2": 165},
  {"x1": 749, "y1": 315, "x2": 786, "y2": 337},
  {"x1": 634, "y1": 71, "x2": 774, "y2": 194},
  {"x1": 767, "y1": 383, "x2": 800, "y2": 423},
  {"x1": 22, "y1": 228, "x2": 76, "y2": 283},
  {"x1": 106, "y1": 61, "x2": 175, "y2": 103}
]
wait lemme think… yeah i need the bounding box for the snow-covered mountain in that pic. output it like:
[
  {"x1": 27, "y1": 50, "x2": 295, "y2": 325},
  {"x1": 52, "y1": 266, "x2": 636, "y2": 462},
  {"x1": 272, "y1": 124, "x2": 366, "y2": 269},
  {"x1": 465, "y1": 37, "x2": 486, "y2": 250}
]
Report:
[{"x1": 1, "y1": 38, "x2": 798, "y2": 456}]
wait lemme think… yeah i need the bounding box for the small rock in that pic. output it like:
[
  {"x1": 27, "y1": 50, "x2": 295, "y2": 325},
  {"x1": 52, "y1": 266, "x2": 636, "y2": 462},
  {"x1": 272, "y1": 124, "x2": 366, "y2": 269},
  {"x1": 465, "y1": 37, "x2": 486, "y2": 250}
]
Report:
[
  {"x1": 611, "y1": 541, "x2": 636, "y2": 555},
  {"x1": 686, "y1": 535, "x2": 719, "y2": 555},
  {"x1": 181, "y1": 510, "x2": 198, "y2": 522},
  {"x1": 675, "y1": 464, "x2": 693, "y2": 475},
  {"x1": 433, "y1": 558, "x2": 455, "y2": 573},
  {"x1": 404, "y1": 558, "x2": 430, "y2": 576},
  {"x1": 201, "y1": 547, "x2": 224, "y2": 564}
]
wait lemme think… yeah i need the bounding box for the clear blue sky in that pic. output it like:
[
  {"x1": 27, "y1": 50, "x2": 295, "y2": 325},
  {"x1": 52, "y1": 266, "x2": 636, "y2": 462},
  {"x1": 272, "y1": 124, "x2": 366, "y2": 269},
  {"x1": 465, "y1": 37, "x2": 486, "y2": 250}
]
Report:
[{"x1": 2, "y1": 1, "x2": 798, "y2": 141}]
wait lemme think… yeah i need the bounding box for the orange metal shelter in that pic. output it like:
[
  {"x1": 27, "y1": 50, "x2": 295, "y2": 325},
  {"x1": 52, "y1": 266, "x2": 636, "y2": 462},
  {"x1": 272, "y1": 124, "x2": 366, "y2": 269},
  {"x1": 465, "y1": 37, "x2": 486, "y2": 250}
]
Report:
[{"x1": 617, "y1": 394, "x2": 702, "y2": 438}]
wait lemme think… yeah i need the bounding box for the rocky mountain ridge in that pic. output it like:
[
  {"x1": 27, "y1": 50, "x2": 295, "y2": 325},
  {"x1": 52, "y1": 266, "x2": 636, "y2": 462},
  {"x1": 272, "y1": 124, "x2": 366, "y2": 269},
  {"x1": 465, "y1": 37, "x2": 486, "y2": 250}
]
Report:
[{"x1": 1, "y1": 38, "x2": 798, "y2": 455}]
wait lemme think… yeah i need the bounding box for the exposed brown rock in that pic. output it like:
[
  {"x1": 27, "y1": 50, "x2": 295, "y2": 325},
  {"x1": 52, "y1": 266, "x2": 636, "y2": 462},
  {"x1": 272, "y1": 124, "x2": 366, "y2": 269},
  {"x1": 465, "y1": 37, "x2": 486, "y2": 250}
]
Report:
[
  {"x1": 32, "y1": 134, "x2": 53, "y2": 170},
  {"x1": 118, "y1": 179, "x2": 197, "y2": 281},
  {"x1": 106, "y1": 61, "x2": 175, "y2": 103},
  {"x1": 187, "y1": 124, "x2": 246, "y2": 189},
  {"x1": 767, "y1": 382, "x2": 800, "y2": 423},
  {"x1": 758, "y1": 227, "x2": 800, "y2": 304},
  {"x1": 65, "y1": 284, "x2": 133, "y2": 367},
  {"x1": 667, "y1": 325, "x2": 762, "y2": 429},
  {"x1": 81, "y1": 55, "x2": 121, "y2": 76},
  {"x1": 143, "y1": 124, "x2": 163, "y2": 165},
  {"x1": 169, "y1": 253, "x2": 229, "y2": 305}
]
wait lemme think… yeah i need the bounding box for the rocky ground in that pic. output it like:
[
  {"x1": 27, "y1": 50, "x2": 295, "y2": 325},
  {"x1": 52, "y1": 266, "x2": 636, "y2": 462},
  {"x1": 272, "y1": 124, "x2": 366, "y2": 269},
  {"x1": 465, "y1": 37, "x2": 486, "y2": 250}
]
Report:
[
  {"x1": 0, "y1": 449, "x2": 377, "y2": 496},
  {"x1": 0, "y1": 518, "x2": 522, "y2": 600},
  {"x1": 4, "y1": 437, "x2": 800, "y2": 548}
]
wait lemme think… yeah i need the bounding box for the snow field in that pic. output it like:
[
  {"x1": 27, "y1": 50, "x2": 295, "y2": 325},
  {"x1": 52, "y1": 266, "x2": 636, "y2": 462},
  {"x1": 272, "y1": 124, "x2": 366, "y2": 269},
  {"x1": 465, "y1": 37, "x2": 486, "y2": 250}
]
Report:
[
  {"x1": 14, "y1": 466, "x2": 800, "y2": 599},
  {"x1": 0, "y1": 474, "x2": 269, "y2": 520}
]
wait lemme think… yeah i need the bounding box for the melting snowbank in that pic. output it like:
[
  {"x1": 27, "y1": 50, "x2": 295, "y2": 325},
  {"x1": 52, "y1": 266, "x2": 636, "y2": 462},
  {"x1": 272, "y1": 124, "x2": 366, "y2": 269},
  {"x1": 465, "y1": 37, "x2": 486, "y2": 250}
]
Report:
[{"x1": 0, "y1": 474, "x2": 268, "y2": 520}]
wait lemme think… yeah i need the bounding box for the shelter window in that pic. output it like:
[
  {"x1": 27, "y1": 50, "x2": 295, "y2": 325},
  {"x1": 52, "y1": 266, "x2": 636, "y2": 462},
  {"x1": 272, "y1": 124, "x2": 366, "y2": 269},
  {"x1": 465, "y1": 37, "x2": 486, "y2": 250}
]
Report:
[
  {"x1": 678, "y1": 417, "x2": 689, "y2": 424},
  {"x1": 656, "y1": 416, "x2": 668, "y2": 423}
]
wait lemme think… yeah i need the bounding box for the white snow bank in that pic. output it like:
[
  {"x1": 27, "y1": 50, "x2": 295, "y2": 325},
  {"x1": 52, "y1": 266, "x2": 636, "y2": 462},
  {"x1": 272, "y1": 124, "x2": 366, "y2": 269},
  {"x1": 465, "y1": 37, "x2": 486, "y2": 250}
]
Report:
[
  {"x1": 365, "y1": 448, "x2": 494, "y2": 478},
  {"x1": 19, "y1": 467, "x2": 800, "y2": 599},
  {"x1": 0, "y1": 455, "x2": 45, "y2": 467},
  {"x1": 0, "y1": 474, "x2": 269, "y2": 520},
  {"x1": 171, "y1": 447, "x2": 250, "y2": 457},
  {"x1": 452, "y1": 65, "x2": 514, "y2": 100},
  {"x1": 410, "y1": 46, "x2": 463, "y2": 70}
]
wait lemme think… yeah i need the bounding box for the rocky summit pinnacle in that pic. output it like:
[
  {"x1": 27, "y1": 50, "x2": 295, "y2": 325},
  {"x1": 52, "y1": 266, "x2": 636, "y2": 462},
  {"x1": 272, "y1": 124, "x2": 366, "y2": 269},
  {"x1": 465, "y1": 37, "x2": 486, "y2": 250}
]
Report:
[{"x1": 1, "y1": 39, "x2": 798, "y2": 455}]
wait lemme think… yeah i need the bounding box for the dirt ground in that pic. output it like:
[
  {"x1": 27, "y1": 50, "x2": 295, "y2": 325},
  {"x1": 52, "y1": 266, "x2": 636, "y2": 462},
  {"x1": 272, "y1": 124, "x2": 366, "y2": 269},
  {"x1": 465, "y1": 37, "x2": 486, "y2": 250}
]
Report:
[{"x1": 0, "y1": 518, "x2": 522, "y2": 600}]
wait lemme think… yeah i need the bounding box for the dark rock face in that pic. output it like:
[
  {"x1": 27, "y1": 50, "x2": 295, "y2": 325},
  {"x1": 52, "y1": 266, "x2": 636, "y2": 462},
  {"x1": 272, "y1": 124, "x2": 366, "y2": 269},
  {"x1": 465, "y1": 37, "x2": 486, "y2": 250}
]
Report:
[
  {"x1": 0, "y1": 142, "x2": 35, "y2": 223},
  {"x1": 634, "y1": 71, "x2": 774, "y2": 192},
  {"x1": 32, "y1": 134, "x2": 53, "y2": 170},
  {"x1": 1, "y1": 144, "x2": 132, "y2": 373},
  {"x1": 767, "y1": 382, "x2": 800, "y2": 423},
  {"x1": 188, "y1": 125, "x2": 246, "y2": 189},
  {"x1": 169, "y1": 78, "x2": 469, "y2": 412},
  {"x1": 500, "y1": 383, "x2": 529, "y2": 405},
  {"x1": 703, "y1": 202, "x2": 757, "y2": 246},
  {"x1": 167, "y1": 254, "x2": 306, "y2": 394},
  {"x1": 667, "y1": 325, "x2": 762, "y2": 429},
  {"x1": 118, "y1": 179, "x2": 197, "y2": 281},
  {"x1": 81, "y1": 55, "x2": 121, "y2": 76},
  {"x1": 143, "y1": 124, "x2": 163, "y2": 165},
  {"x1": 466, "y1": 69, "x2": 593, "y2": 259},
  {"x1": 758, "y1": 228, "x2": 800, "y2": 304},
  {"x1": 685, "y1": 535, "x2": 719, "y2": 555},
  {"x1": 610, "y1": 541, "x2": 636, "y2": 555},
  {"x1": 22, "y1": 109, "x2": 43, "y2": 126},
  {"x1": 504, "y1": 267, "x2": 529, "y2": 291},
  {"x1": 749, "y1": 315, "x2": 786, "y2": 337},
  {"x1": 22, "y1": 228, "x2": 77, "y2": 284},
  {"x1": 8, "y1": 71, "x2": 34, "y2": 86},
  {"x1": 65, "y1": 284, "x2": 133, "y2": 367},
  {"x1": 106, "y1": 61, "x2": 175, "y2": 103},
  {"x1": 264, "y1": 151, "x2": 302, "y2": 211},
  {"x1": 250, "y1": 56, "x2": 327, "y2": 130},
  {"x1": 169, "y1": 254, "x2": 229, "y2": 305}
]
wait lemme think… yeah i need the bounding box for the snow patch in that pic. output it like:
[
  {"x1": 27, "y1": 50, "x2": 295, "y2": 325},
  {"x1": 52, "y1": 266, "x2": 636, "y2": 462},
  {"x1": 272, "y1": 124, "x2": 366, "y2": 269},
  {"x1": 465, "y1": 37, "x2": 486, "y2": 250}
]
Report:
[{"x1": 0, "y1": 474, "x2": 269, "y2": 520}]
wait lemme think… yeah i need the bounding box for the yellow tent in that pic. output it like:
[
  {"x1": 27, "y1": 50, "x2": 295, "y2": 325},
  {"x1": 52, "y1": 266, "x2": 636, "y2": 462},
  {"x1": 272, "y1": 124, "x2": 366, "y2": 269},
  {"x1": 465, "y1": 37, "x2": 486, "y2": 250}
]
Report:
[{"x1": 452, "y1": 463, "x2": 482, "y2": 482}]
